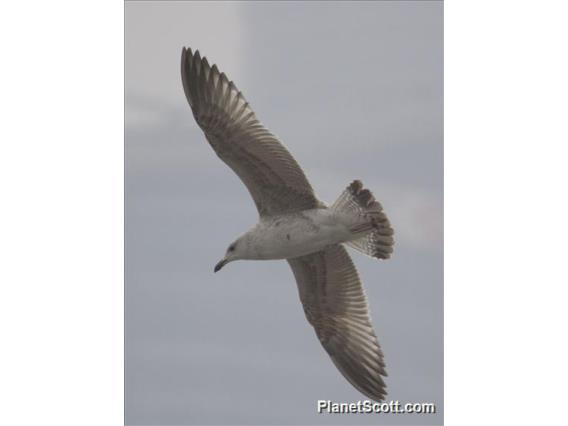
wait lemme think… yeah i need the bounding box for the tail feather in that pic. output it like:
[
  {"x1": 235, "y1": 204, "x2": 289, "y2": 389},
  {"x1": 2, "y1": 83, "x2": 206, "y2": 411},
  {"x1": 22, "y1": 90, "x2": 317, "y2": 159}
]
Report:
[{"x1": 332, "y1": 180, "x2": 394, "y2": 260}]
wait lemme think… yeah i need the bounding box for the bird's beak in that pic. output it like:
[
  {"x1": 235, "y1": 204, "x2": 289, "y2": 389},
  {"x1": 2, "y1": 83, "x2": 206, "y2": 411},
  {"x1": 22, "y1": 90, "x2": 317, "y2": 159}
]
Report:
[{"x1": 214, "y1": 258, "x2": 228, "y2": 273}]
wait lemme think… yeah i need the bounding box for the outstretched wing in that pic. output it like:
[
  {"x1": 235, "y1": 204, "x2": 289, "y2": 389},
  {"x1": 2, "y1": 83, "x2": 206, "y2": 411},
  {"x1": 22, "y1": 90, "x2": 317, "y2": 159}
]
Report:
[
  {"x1": 181, "y1": 47, "x2": 320, "y2": 216},
  {"x1": 287, "y1": 244, "x2": 387, "y2": 401}
]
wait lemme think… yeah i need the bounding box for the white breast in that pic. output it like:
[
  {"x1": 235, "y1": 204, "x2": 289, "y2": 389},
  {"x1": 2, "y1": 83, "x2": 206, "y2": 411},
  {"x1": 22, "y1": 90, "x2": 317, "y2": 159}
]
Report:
[{"x1": 246, "y1": 209, "x2": 353, "y2": 260}]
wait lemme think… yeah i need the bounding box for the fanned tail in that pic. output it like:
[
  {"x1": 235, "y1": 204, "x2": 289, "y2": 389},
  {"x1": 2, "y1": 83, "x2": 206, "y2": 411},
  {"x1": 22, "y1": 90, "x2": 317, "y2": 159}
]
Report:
[{"x1": 331, "y1": 180, "x2": 394, "y2": 260}]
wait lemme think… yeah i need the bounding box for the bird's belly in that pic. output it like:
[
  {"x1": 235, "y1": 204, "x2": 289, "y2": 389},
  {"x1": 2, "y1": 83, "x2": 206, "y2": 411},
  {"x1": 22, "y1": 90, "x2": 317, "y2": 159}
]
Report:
[{"x1": 251, "y1": 210, "x2": 352, "y2": 260}]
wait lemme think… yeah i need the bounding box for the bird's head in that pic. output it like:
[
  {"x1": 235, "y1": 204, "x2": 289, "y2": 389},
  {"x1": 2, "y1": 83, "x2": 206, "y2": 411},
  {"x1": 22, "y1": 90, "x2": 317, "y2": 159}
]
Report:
[{"x1": 214, "y1": 237, "x2": 249, "y2": 272}]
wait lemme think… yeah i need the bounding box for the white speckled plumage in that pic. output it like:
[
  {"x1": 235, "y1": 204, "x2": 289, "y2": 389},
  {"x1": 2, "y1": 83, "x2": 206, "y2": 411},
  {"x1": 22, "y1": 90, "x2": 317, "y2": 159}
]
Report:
[{"x1": 181, "y1": 47, "x2": 394, "y2": 402}]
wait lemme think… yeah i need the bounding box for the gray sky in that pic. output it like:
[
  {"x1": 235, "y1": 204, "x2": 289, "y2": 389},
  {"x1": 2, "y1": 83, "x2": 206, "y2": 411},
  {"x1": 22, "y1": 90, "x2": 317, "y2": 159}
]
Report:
[{"x1": 126, "y1": 1, "x2": 442, "y2": 425}]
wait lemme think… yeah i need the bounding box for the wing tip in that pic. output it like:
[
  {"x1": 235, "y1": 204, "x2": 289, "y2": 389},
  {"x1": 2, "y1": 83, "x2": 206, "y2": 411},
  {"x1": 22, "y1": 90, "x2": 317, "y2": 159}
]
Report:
[{"x1": 181, "y1": 46, "x2": 194, "y2": 63}]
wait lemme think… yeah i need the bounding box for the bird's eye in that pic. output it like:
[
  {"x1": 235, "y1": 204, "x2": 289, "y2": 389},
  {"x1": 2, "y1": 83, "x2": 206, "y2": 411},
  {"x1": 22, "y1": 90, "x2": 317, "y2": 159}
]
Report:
[{"x1": 228, "y1": 244, "x2": 235, "y2": 252}]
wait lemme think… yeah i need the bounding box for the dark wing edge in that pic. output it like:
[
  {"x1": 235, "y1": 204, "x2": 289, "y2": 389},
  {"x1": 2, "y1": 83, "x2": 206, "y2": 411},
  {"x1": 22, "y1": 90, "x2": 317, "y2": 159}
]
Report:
[
  {"x1": 287, "y1": 244, "x2": 388, "y2": 401},
  {"x1": 181, "y1": 47, "x2": 320, "y2": 216}
]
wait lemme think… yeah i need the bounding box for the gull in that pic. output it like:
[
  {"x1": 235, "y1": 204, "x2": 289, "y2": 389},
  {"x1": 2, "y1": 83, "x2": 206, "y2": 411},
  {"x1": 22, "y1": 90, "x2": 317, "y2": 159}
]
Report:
[{"x1": 181, "y1": 47, "x2": 395, "y2": 402}]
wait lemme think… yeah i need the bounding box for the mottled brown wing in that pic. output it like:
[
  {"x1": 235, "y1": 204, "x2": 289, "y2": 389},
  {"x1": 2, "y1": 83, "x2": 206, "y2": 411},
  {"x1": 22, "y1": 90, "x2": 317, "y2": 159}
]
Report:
[
  {"x1": 181, "y1": 47, "x2": 320, "y2": 216},
  {"x1": 287, "y1": 244, "x2": 387, "y2": 401}
]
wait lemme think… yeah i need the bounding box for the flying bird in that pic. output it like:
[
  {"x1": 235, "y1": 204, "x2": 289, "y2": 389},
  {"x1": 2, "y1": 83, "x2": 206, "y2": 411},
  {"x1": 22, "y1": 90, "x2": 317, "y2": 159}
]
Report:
[{"x1": 181, "y1": 47, "x2": 394, "y2": 401}]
